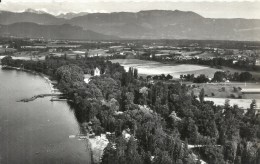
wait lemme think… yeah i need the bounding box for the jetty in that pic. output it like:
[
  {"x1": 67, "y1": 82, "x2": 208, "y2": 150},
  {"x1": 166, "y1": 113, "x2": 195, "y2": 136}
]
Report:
[{"x1": 18, "y1": 93, "x2": 63, "y2": 102}]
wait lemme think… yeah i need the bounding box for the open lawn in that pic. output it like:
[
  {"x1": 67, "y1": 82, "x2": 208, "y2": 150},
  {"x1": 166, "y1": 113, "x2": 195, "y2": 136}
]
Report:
[
  {"x1": 221, "y1": 66, "x2": 260, "y2": 81},
  {"x1": 190, "y1": 82, "x2": 260, "y2": 99},
  {"x1": 191, "y1": 83, "x2": 243, "y2": 99},
  {"x1": 110, "y1": 59, "x2": 220, "y2": 78},
  {"x1": 191, "y1": 83, "x2": 260, "y2": 110},
  {"x1": 203, "y1": 97, "x2": 260, "y2": 110},
  {"x1": 0, "y1": 48, "x2": 17, "y2": 53}
]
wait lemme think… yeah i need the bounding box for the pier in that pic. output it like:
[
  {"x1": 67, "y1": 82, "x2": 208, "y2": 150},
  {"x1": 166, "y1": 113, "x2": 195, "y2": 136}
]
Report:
[{"x1": 18, "y1": 93, "x2": 63, "y2": 102}]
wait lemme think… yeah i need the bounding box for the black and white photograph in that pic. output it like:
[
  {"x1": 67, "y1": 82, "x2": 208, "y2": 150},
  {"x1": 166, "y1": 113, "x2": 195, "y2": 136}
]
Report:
[{"x1": 0, "y1": 0, "x2": 259, "y2": 163}]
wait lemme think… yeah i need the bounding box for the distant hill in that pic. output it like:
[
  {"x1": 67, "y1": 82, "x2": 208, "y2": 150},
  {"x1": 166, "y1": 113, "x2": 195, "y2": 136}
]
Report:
[
  {"x1": 0, "y1": 22, "x2": 119, "y2": 40},
  {"x1": 1, "y1": 9, "x2": 260, "y2": 41}
]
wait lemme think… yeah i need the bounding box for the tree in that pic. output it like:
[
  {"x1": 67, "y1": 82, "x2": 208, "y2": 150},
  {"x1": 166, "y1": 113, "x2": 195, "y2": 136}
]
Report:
[
  {"x1": 245, "y1": 99, "x2": 257, "y2": 119},
  {"x1": 121, "y1": 72, "x2": 129, "y2": 86},
  {"x1": 56, "y1": 64, "x2": 84, "y2": 83},
  {"x1": 179, "y1": 117, "x2": 199, "y2": 144},
  {"x1": 85, "y1": 51, "x2": 88, "y2": 59},
  {"x1": 64, "y1": 52, "x2": 67, "y2": 60},
  {"x1": 154, "y1": 150, "x2": 173, "y2": 164},
  {"x1": 102, "y1": 143, "x2": 117, "y2": 164},
  {"x1": 128, "y1": 67, "x2": 134, "y2": 82},
  {"x1": 1, "y1": 56, "x2": 13, "y2": 66},
  {"x1": 166, "y1": 74, "x2": 173, "y2": 80},
  {"x1": 196, "y1": 104, "x2": 219, "y2": 139},
  {"x1": 180, "y1": 74, "x2": 184, "y2": 80},
  {"x1": 91, "y1": 117, "x2": 104, "y2": 135},
  {"x1": 223, "y1": 141, "x2": 237, "y2": 162},
  {"x1": 199, "y1": 88, "x2": 205, "y2": 103},
  {"x1": 126, "y1": 137, "x2": 143, "y2": 164},
  {"x1": 90, "y1": 76, "x2": 121, "y2": 100},
  {"x1": 193, "y1": 74, "x2": 209, "y2": 83},
  {"x1": 213, "y1": 71, "x2": 226, "y2": 82},
  {"x1": 224, "y1": 99, "x2": 230, "y2": 109},
  {"x1": 134, "y1": 69, "x2": 138, "y2": 79},
  {"x1": 239, "y1": 72, "x2": 252, "y2": 82},
  {"x1": 250, "y1": 99, "x2": 257, "y2": 111},
  {"x1": 201, "y1": 145, "x2": 225, "y2": 164}
]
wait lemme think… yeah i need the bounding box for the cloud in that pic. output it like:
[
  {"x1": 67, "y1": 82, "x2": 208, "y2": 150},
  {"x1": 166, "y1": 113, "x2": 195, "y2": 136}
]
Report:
[{"x1": 3, "y1": 0, "x2": 260, "y2": 2}]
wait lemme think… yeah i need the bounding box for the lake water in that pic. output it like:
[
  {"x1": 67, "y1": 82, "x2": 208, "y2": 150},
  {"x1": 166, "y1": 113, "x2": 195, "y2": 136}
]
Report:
[{"x1": 0, "y1": 67, "x2": 91, "y2": 164}]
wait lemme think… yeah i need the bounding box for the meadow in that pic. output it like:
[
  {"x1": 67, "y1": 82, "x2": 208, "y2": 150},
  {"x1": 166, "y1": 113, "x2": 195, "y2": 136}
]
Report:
[
  {"x1": 190, "y1": 82, "x2": 260, "y2": 98},
  {"x1": 204, "y1": 97, "x2": 260, "y2": 110},
  {"x1": 110, "y1": 59, "x2": 220, "y2": 78},
  {"x1": 111, "y1": 59, "x2": 260, "y2": 109}
]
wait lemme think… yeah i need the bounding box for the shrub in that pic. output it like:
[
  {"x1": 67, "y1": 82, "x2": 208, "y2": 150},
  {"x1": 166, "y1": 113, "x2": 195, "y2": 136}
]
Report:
[{"x1": 230, "y1": 94, "x2": 236, "y2": 98}]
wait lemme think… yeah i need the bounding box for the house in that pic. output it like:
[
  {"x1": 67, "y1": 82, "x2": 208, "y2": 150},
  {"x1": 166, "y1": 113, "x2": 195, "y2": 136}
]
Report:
[
  {"x1": 48, "y1": 48, "x2": 57, "y2": 52},
  {"x1": 84, "y1": 67, "x2": 101, "y2": 84},
  {"x1": 94, "y1": 67, "x2": 100, "y2": 76},
  {"x1": 84, "y1": 74, "x2": 92, "y2": 83},
  {"x1": 233, "y1": 60, "x2": 238, "y2": 64},
  {"x1": 256, "y1": 59, "x2": 260, "y2": 66},
  {"x1": 88, "y1": 49, "x2": 106, "y2": 57},
  {"x1": 109, "y1": 46, "x2": 124, "y2": 52},
  {"x1": 0, "y1": 44, "x2": 10, "y2": 48},
  {"x1": 122, "y1": 128, "x2": 131, "y2": 141}
]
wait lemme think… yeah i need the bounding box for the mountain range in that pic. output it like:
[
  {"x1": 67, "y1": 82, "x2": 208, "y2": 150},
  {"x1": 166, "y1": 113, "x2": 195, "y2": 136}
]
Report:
[
  {"x1": 0, "y1": 9, "x2": 260, "y2": 41},
  {"x1": 0, "y1": 23, "x2": 118, "y2": 40}
]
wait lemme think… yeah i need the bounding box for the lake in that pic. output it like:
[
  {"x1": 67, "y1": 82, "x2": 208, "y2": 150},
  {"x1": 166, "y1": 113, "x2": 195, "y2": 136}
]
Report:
[{"x1": 0, "y1": 67, "x2": 91, "y2": 164}]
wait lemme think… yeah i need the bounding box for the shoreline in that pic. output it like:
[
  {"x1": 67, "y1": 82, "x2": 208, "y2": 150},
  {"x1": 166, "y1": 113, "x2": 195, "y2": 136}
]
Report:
[
  {"x1": 1, "y1": 65, "x2": 56, "y2": 93},
  {"x1": 1, "y1": 65, "x2": 101, "y2": 163},
  {"x1": 87, "y1": 134, "x2": 109, "y2": 164}
]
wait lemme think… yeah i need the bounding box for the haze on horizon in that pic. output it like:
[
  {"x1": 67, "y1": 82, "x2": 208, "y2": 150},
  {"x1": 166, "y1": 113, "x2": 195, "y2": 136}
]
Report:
[{"x1": 0, "y1": 0, "x2": 260, "y2": 19}]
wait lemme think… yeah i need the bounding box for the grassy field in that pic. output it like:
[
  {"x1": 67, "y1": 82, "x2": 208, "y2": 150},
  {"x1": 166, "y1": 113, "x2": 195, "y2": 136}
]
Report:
[
  {"x1": 191, "y1": 82, "x2": 260, "y2": 110},
  {"x1": 203, "y1": 97, "x2": 260, "y2": 110},
  {"x1": 0, "y1": 48, "x2": 17, "y2": 54},
  {"x1": 190, "y1": 82, "x2": 260, "y2": 98},
  {"x1": 111, "y1": 59, "x2": 260, "y2": 107},
  {"x1": 220, "y1": 66, "x2": 260, "y2": 80},
  {"x1": 191, "y1": 83, "x2": 242, "y2": 99},
  {"x1": 110, "y1": 59, "x2": 220, "y2": 78}
]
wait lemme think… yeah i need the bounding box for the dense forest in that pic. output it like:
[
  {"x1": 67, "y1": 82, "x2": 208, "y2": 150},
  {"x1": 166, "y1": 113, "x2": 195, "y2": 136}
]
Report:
[{"x1": 1, "y1": 56, "x2": 260, "y2": 164}]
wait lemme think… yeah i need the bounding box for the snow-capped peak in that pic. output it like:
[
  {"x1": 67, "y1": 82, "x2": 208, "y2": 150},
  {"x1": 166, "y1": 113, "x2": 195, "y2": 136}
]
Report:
[{"x1": 24, "y1": 8, "x2": 48, "y2": 14}]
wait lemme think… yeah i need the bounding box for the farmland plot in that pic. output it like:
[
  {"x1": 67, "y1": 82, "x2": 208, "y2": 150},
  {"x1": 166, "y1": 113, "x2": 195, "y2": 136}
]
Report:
[{"x1": 111, "y1": 59, "x2": 220, "y2": 78}]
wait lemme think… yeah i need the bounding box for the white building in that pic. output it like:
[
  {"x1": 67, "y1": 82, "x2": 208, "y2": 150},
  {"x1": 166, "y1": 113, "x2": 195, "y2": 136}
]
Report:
[
  {"x1": 94, "y1": 67, "x2": 100, "y2": 76},
  {"x1": 84, "y1": 74, "x2": 92, "y2": 83},
  {"x1": 84, "y1": 67, "x2": 101, "y2": 84}
]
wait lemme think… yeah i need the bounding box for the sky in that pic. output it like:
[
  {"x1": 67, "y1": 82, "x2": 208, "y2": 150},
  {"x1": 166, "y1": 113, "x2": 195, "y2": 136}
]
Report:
[{"x1": 0, "y1": 0, "x2": 260, "y2": 19}]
